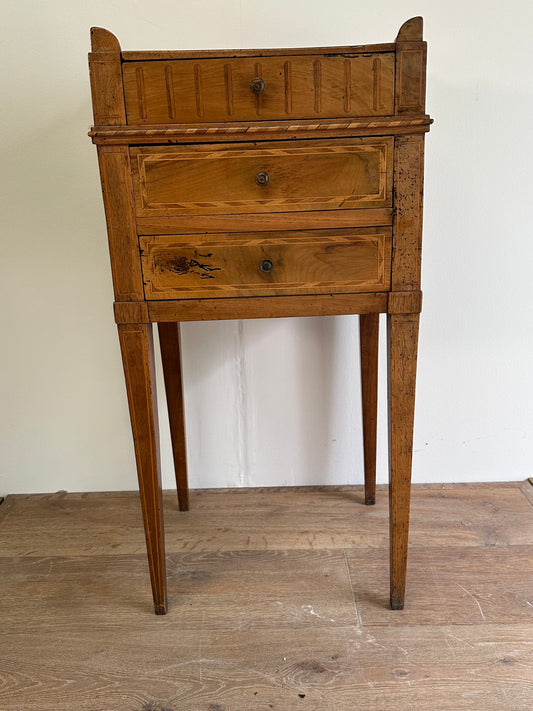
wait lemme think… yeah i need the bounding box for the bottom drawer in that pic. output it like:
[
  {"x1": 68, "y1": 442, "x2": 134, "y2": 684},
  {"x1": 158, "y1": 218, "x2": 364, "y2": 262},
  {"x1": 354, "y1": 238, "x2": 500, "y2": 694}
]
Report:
[{"x1": 139, "y1": 227, "x2": 391, "y2": 300}]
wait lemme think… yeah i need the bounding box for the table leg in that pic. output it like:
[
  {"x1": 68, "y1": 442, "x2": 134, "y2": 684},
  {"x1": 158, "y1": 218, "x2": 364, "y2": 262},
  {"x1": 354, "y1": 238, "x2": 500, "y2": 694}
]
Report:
[
  {"x1": 158, "y1": 322, "x2": 190, "y2": 512},
  {"x1": 118, "y1": 323, "x2": 167, "y2": 614},
  {"x1": 359, "y1": 313, "x2": 379, "y2": 505},
  {"x1": 387, "y1": 312, "x2": 419, "y2": 610}
]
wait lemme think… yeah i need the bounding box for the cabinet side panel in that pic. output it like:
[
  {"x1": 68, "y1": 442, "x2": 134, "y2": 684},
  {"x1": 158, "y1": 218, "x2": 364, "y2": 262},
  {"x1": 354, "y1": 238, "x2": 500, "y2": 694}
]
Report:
[
  {"x1": 391, "y1": 135, "x2": 425, "y2": 291},
  {"x1": 97, "y1": 145, "x2": 145, "y2": 301},
  {"x1": 394, "y1": 40, "x2": 426, "y2": 115}
]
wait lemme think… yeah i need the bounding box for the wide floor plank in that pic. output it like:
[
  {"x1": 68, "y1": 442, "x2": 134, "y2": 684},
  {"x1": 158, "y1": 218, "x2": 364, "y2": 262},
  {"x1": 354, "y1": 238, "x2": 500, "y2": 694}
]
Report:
[
  {"x1": 347, "y1": 545, "x2": 533, "y2": 626},
  {"x1": 2, "y1": 484, "x2": 533, "y2": 557},
  {"x1": 0, "y1": 549, "x2": 357, "y2": 632},
  {"x1": 2, "y1": 625, "x2": 533, "y2": 710},
  {"x1": 1, "y1": 482, "x2": 533, "y2": 710}
]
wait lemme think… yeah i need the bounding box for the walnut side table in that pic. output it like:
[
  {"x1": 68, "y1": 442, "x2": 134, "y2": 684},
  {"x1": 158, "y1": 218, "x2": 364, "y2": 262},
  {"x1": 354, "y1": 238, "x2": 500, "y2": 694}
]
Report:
[{"x1": 88, "y1": 16, "x2": 431, "y2": 614}]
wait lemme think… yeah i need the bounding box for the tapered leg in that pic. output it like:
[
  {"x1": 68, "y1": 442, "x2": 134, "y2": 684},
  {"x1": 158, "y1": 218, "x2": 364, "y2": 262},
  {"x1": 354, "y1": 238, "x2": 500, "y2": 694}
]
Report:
[
  {"x1": 158, "y1": 322, "x2": 189, "y2": 512},
  {"x1": 387, "y1": 312, "x2": 419, "y2": 610},
  {"x1": 118, "y1": 323, "x2": 167, "y2": 614},
  {"x1": 359, "y1": 313, "x2": 379, "y2": 505}
]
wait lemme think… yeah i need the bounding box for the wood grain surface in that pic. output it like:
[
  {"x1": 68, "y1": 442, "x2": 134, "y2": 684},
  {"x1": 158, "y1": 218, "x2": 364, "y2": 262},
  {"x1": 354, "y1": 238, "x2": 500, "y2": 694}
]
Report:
[
  {"x1": 146, "y1": 292, "x2": 389, "y2": 322},
  {"x1": 120, "y1": 42, "x2": 397, "y2": 61},
  {"x1": 387, "y1": 312, "x2": 419, "y2": 609},
  {"x1": 89, "y1": 18, "x2": 432, "y2": 618},
  {"x1": 118, "y1": 323, "x2": 167, "y2": 613},
  {"x1": 158, "y1": 322, "x2": 189, "y2": 511},
  {"x1": 359, "y1": 313, "x2": 379, "y2": 505},
  {"x1": 140, "y1": 228, "x2": 391, "y2": 299},
  {"x1": 90, "y1": 116, "x2": 432, "y2": 144},
  {"x1": 130, "y1": 137, "x2": 393, "y2": 217},
  {"x1": 135, "y1": 207, "x2": 393, "y2": 236},
  {"x1": 123, "y1": 53, "x2": 395, "y2": 124},
  {"x1": 1, "y1": 482, "x2": 533, "y2": 710}
]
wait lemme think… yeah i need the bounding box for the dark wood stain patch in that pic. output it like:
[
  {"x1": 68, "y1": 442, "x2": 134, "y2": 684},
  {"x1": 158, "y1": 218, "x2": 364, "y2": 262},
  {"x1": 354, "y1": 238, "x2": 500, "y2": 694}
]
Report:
[{"x1": 155, "y1": 251, "x2": 221, "y2": 279}]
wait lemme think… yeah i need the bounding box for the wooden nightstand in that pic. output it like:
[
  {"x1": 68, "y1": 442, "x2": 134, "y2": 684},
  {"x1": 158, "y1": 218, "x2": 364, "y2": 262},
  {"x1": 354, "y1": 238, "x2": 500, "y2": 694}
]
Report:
[{"x1": 88, "y1": 17, "x2": 431, "y2": 614}]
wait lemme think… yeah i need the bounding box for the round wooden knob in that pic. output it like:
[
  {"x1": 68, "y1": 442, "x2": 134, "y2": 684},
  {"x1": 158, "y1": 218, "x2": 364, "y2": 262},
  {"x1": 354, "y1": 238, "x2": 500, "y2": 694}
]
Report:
[
  {"x1": 255, "y1": 171, "x2": 270, "y2": 186},
  {"x1": 259, "y1": 259, "x2": 273, "y2": 273},
  {"x1": 250, "y1": 77, "x2": 266, "y2": 94}
]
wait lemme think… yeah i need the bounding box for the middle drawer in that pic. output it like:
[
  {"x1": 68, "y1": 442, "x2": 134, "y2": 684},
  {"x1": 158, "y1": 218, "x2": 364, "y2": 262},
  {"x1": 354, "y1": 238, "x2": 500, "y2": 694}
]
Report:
[{"x1": 130, "y1": 137, "x2": 393, "y2": 217}]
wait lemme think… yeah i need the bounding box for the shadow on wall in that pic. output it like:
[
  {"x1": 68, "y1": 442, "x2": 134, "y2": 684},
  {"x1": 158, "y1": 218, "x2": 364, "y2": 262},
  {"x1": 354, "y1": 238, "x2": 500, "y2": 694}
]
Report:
[{"x1": 175, "y1": 314, "x2": 365, "y2": 489}]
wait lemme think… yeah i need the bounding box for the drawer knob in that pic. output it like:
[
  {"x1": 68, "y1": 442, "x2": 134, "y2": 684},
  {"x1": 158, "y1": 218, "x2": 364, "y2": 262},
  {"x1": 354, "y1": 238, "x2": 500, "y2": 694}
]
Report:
[
  {"x1": 255, "y1": 171, "x2": 270, "y2": 186},
  {"x1": 259, "y1": 259, "x2": 274, "y2": 273},
  {"x1": 250, "y1": 77, "x2": 266, "y2": 94}
]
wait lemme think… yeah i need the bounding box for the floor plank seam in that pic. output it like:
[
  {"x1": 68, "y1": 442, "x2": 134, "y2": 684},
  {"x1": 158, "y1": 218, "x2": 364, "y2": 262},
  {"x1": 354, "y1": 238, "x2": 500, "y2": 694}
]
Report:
[{"x1": 343, "y1": 548, "x2": 363, "y2": 629}]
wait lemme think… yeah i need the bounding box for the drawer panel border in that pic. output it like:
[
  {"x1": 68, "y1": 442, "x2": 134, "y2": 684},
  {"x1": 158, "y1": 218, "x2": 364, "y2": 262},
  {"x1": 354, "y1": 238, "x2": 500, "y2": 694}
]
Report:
[
  {"x1": 131, "y1": 137, "x2": 393, "y2": 217},
  {"x1": 139, "y1": 227, "x2": 392, "y2": 300}
]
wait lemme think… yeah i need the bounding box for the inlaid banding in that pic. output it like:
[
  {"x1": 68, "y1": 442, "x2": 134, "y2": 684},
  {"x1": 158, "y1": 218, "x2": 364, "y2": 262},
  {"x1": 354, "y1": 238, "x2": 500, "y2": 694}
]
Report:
[
  {"x1": 344, "y1": 60, "x2": 351, "y2": 113},
  {"x1": 224, "y1": 64, "x2": 234, "y2": 116},
  {"x1": 313, "y1": 60, "x2": 322, "y2": 113},
  {"x1": 284, "y1": 61, "x2": 292, "y2": 114},
  {"x1": 193, "y1": 64, "x2": 204, "y2": 117},
  {"x1": 373, "y1": 58, "x2": 381, "y2": 111},
  {"x1": 135, "y1": 67, "x2": 147, "y2": 119},
  {"x1": 254, "y1": 62, "x2": 263, "y2": 116},
  {"x1": 164, "y1": 65, "x2": 176, "y2": 119}
]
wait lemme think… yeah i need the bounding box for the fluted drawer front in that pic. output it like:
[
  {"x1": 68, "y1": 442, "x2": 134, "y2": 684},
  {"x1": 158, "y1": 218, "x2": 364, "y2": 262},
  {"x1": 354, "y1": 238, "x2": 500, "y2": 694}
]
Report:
[
  {"x1": 139, "y1": 228, "x2": 392, "y2": 299},
  {"x1": 131, "y1": 137, "x2": 393, "y2": 217},
  {"x1": 123, "y1": 53, "x2": 395, "y2": 124}
]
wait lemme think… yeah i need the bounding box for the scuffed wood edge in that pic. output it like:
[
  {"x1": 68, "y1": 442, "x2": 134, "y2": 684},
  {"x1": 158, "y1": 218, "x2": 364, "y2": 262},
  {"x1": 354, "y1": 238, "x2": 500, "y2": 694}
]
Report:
[
  {"x1": 88, "y1": 29, "x2": 125, "y2": 127},
  {"x1": 394, "y1": 18, "x2": 426, "y2": 115},
  {"x1": 391, "y1": 135, "x2": 425, "y2": 290},
  {"x1": 114, "y1": 301, "x2": 149, "y2": 324},
  {"x1": 396, "y1": 17, "x2": 423, "y2": 42},
  {"x1": 147, "y1": 293, "x2": 388, "y2": 322},
  {"x1": 90, "y1": 27, "x2": 121, "y2": 53},
  {"x1": 388, "y1": 290, "x2": 422, "y2": 314},
  {"x1": 121, "y1": 43, "x2": 397, "y2": 61}
]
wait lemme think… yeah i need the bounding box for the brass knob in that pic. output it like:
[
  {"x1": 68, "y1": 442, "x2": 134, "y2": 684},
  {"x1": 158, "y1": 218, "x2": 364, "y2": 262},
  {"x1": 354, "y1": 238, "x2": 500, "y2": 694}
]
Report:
[
  {"x1": 260, "y1": 259, "x2": 273, "y2": 273},
  {"x1": 255, "y1": 171, "x2": 270, "y2": 186},
  {"x1": 250, "y1": 77, "x2": 266, "y2": 94}
]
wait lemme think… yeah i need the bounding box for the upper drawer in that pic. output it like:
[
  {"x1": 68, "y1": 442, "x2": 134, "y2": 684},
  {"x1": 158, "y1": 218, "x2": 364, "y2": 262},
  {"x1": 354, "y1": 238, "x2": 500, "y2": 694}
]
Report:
[
  {"x1": 123, "y1": 53, "x2": 395, "y2": 124},
  {"x1": 131, "y1": 137, "x2": 393, "y2": 217}
]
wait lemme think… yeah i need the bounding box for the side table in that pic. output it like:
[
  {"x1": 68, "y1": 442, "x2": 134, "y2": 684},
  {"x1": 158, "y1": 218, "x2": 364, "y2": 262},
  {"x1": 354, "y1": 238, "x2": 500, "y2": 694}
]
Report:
[{"x1": 88, "y1": 16, "x2": 431, "y2": 614}]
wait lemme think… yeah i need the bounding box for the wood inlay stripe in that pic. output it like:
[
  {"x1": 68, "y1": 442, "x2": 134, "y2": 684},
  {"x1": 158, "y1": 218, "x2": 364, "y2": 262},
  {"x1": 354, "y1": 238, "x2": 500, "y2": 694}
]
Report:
[
  {"x1": 164, "y1": 65, "x2": 176, "y2": 120},
  {"x1": 284, "y1": 61, "x2": 292, "y2": 114},
  {"x1": 313, "y1": 60, "x2": 322, "y2": 113},
  {"x1": 224, "y1": 64, "x2": 233, "y2": 116},
  {"x1": 135, "y1": 67, "x2": 147, "y2": 120},
  {"x1": 193, "y1": 64, "x2": 204, "y2": 118},
  {"x1": 344, "y1": 59, "x2": 351, "y2": 113},
  {"x1": 254, "y1": 62, "x2": 263, "y2": 116},
  {"x1": 373, "y1": 57, "x2": 381, "y2": 111},
  {"x1": 90, "y1": 117, "x2": 433, "y2": 144}
]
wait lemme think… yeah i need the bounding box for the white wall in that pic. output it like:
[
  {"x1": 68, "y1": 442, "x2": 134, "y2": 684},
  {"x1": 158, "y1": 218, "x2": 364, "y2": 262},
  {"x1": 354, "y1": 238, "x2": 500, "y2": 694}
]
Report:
[{"x1": 1, "y1": 1, "x2": 532, "y2": 496}]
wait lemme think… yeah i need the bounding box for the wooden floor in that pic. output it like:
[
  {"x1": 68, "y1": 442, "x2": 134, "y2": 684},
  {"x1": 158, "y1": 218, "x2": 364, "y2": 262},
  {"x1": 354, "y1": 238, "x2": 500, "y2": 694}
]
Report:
[{"x1": 1, "y1": 481, "x2": 533, "y2": 710}]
